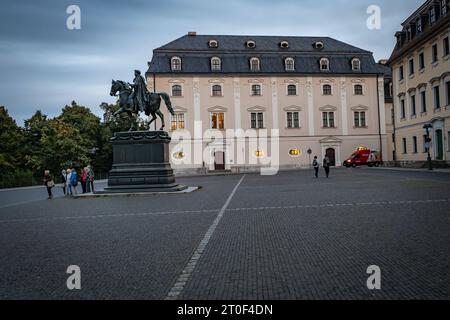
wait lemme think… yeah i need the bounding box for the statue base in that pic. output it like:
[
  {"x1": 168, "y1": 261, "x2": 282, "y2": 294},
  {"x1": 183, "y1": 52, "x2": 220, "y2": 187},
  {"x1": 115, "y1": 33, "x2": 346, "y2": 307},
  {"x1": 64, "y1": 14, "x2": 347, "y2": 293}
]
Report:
[{"x1": 98, "y1": 131, "x2": 187, "y2": 193}]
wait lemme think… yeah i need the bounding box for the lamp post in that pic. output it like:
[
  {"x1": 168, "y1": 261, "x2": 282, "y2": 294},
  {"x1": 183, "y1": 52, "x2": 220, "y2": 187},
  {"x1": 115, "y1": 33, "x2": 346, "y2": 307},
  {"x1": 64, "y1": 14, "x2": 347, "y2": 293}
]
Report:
[
  {"x1": 423, "y1": 124, "x2": 433, "y2": 171},
  {"x1": 307, "y1": 148, "x2": 312, "y2": 169}
]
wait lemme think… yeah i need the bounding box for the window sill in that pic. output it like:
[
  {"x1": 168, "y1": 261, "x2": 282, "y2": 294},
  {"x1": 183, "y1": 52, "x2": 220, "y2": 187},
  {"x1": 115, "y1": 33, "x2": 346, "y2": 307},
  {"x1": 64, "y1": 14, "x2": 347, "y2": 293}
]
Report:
[
  {"x1": 353, "y1": 126, "x2": 368, "y2": 129},
  {"x1": 432, "y1": 61, "x2": 439, "y2": 68},
  {"x1": 419, "y1": 68, "x2": 425, "y2": 74},
  {"x1": 211, "y1": 95, "x2": 224, "y2": 98},
  {"x1": 286, "y1": 127, "x2": 302, "y2": 130},
  {"x1": 443, "y1": 54, "x2": 450, "y2": 61},
  {"x1": 321, "y1": 126, "x2": 338, "y2": 129},
  {"x1": 434, "y1": 108, "x2": 441, "y2": 113},
  {"x1": 399, "y1": 79, "x2": 405, "y2": 85},
  {"x1": 420, "y1": 112, "x2": 427, "y2": 116},
  {"x1": 409, "y1": 74, "x2": 415, "y2": 79},
  {"x1": 410, "y1": 115, "x2": 417, "y2": 119},
  {"x1": 171, "y1": 96, "x2": 184, "y2": 98},
  {"x1": 400, "y1": 118, "x2": 407, "y2": 122}
]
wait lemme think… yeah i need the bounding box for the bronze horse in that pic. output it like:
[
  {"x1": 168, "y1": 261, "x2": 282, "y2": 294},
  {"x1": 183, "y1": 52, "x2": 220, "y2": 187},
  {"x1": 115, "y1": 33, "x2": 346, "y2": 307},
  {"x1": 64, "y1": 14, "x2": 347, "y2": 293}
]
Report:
[{"x1": 110, "y1": 80, "x2": 175, "y2": 131}]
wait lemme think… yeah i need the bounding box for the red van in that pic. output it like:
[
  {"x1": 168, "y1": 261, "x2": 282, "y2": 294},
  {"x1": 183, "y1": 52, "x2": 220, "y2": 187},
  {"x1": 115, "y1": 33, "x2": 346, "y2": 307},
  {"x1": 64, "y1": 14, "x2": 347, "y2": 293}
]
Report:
[{"x1": 344, "y1": 147, "x2": 381, "y2": 168}]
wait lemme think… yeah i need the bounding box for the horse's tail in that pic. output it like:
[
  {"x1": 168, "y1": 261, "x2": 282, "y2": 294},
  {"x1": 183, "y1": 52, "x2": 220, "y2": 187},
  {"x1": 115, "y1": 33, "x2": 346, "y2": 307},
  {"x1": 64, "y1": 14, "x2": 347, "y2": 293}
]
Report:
[{"x1": 159, "y1": 92, "x2": 175, "y2": 116}]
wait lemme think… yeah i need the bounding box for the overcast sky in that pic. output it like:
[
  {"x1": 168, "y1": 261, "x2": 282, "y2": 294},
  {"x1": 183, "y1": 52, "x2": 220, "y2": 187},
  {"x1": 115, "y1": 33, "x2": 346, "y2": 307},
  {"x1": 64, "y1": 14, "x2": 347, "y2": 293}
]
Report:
[{"x1": 0, "y1": 0, "x2": 423, "y2": 125}]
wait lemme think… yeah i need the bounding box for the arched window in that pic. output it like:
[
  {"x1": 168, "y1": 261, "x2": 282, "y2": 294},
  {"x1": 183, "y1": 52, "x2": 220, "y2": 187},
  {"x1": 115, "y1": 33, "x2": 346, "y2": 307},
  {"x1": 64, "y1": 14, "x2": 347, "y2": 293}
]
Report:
[
  {"x1": 323, "y1": 84, "x2": 332, "y2": 95},
  {"x1": 352, "y1": 58, "x2": 361, "y2": 71},
  {"x1": 172, "y1": 85, "x2": 182, "y2": 97},
  {"x1": 212, "y1": 84, "x2": 222, "y2": 97},
  {"x1": 171, "y1": 57, "x2": 182, "y2": 71},
  {"x1": 287, "y1": 84, "x2": 297, "y2": 96},
  {"x1": 251, "y1": 84, "x2": 261, "y2": 96},
  {"x1": 211, "y1": 57, "x2": 221, "y2": 71},
  {"x1": 285, "y1": 58, "x2": 295, "y2": 71},
  {"x1": 250, "y1": 57, "x2": 260, "y2": 71},
  {"x1": 354, "y1": 84, "x2": 363, "y2": 95},
  {"x1": 320, "y1": 58, "x2": 329, "y2": 71}
]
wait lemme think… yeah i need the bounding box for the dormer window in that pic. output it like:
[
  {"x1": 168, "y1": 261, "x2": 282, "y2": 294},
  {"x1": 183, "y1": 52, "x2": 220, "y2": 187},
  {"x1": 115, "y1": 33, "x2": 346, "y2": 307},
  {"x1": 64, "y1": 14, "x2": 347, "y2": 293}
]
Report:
[
  {"x1": 250, "y1": 57, "x2": 260, "y2": 71},
  {"x1": 441, "y1": 0, "x2": 447, "y2": 16},
  {"x1": 320, "y1": 58, "x2": 329, "y2": 71},
  {"x1": 429, "y1": 6, "x2": 436, "y2": 25},
  {"x1": 246, "y1": 40, "x2": 256, "y2": 49},
  {"x1": 280, "y1": 41, "x2": 289, "y2": 49},
  {"x1": 314, "y1": 41, "x2": 324, "y2": 49},
  {"x1": 211, "y1": 57, "x2": 221, "y2": 71},
  {"x1": 285, "y1": 57, "x2": 295, "y2": 71},
  {"x1": 416, "y1": 17, "x2": 422, "y2": 33},
  {"x1": 171, "y1": 56, "x2": 182, "y2": 71},
  {"x1": 352, "y1": 58, "x2": 361, "y2": 71},
  {"x1": 208, "y1": 40, "x2": 219, "y2": 48}
]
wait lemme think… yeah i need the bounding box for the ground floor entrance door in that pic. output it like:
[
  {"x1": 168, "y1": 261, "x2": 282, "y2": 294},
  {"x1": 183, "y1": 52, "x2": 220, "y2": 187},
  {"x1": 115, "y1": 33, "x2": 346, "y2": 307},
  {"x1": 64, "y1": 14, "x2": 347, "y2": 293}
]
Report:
[
  {"x1": 326, "y1": 148, "x2": 336, "y2": 166},
  {"x1": 214, "y1": 151, "x2": 225, "y2": 170},
  {"x1": 435, "y1": 130, "x2": 443, "y2": 160}
]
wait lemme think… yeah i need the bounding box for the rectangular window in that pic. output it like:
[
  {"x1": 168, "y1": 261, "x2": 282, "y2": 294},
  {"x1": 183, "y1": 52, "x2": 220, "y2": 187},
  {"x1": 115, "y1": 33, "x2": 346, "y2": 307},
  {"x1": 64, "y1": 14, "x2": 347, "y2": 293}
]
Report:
[
  {"x1": 432, "y1": 44, "x2": 438, "y2": 63},
  {"x1": 402, "y1": 138, "x2": 407, "y2": 154},
  {"x1": 446, "y1": 81, "x2": 450, "y2": 106},
  {"x1": 421, "y1": 91, "x2": 427, "y2": 113},
  {"x1": 410, "y1": 94, "x2": 416, "y2": 116},
  {"x1": 211, "y1": 112, "x2": 225, "y2": 129},
  {"x1": 413, "y1": 136, "x2": 418, "y2": 153},
  {"x1": 434, "y1": 86, "x2": 441, "y2": 109},
  {"x1": 444, "y1": 37, "x2": 450, "y2": 56},
  {"x1": 171, "y1": 113, "x2": 185, "y2": 130},
  {"x1": 409, "y1": 59, "x2": 414, "y2": 75},
  {"x1": 417, "y1": 17, "x2": 422, "y2": 33},
  {"x1": 286, "y1": 112, "x2": 300, "y2": 128},
  {"x1": 354, "y1": 111, "x2": 367, "y2": 128},
  {"x1": 322, "y1": 112, "x2": 335, "y2": 128},
  {"x1": 430, "y1": 7, "x2": 436, "y2": 25},
  {"x1": 251, "y1": 84, "x2": 261, "y2": 96},
  {"x1": 442, "y1": 0, "x2": 448, "y2": 16},
  {"x1": 250, "y1": 112, "x2": 264, "y2": 129},
  {"x1": 287, "y1": 85, "x2": 297, "y2": 96},
  {"x1": 399, "y1": 66, "x2": 404, "y2": 80},
  {"x1": 400, "y1": 99, "x2": 406, "y2": 118},
  {"x1": 419, "y1": 52, "x2": 425, "y2": 70}
]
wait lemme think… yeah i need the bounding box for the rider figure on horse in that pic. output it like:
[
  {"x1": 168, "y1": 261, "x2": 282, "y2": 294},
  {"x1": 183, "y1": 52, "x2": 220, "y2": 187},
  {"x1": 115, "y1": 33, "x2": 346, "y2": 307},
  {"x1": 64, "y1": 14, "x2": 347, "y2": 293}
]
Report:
[{"x1": 128, "y1": 70, "x2": 149, "y2": 113}]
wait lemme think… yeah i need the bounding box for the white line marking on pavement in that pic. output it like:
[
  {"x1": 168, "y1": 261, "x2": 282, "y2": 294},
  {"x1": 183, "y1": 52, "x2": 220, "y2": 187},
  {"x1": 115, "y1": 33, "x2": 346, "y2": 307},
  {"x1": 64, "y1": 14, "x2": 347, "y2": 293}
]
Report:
[
  {"x1": 165, "y1": 175, "x2": 246, "y2": 300},
  {"x1": 0, "y1": 209, "x2": 218, "y2": 224}
]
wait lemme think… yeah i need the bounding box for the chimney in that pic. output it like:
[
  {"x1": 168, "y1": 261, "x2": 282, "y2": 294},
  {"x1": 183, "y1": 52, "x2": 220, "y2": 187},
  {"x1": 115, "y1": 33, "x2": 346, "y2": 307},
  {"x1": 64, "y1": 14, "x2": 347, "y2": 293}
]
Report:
[{"x1": 188, "y1": 31, "x2": 197, "y2": 37}]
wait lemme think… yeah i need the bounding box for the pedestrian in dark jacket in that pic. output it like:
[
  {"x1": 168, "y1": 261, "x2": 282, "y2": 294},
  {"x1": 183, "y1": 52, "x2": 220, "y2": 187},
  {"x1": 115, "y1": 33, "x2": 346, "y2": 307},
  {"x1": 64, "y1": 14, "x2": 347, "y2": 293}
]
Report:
[
  {"x1": 61, "y1": 169, "x2": 67, "y2": 195},
  {"x1": 43, "y1": 170, "x2": 54, "y2": 199},
  {"x1": 86, "y1": 165, "x2": 94, "y2": 193},
  {"x1": 323, "y1": 156, "x2": 331, "y2": 178},
  {"x1": 312, "y1": 156, "x2": 319, "y2": 178}
]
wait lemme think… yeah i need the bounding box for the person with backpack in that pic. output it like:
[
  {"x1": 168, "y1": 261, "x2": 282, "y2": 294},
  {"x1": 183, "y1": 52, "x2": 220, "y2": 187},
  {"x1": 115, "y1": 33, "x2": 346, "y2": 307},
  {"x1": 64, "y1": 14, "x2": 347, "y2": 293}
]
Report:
[
  {"x1": 70, "y1": 168, "x2": 78, "y2": 196},
  {"x1": 312, "y1": 156, "x2": 320, "y2": 178},
  {"x1": 43, "y1": 170, "x2": 54, "y2": 199},
  {"x1": 323, "y1": 156, "x2": 331, "y2": 178}
]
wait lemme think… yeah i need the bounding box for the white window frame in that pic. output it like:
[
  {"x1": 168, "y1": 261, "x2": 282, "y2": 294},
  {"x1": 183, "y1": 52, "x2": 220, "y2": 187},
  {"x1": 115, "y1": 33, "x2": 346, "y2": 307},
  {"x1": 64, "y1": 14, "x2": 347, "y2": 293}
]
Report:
[
  {"x1": 287, "y1": 84, "x2": 298, "y2": 96},
  {"x1": 171, "y1": 56, "x2": 182, "y2": 71},
  {"x1": 250, "y1": 83, "x2": 262, "y2": 96},
  {"x1": 250, "y1": 57, "x2": 260, "y2": 71},
  {"x1": 211, "y1": 57, "x2": 221, "y2": 71},
  {"x1": 249, "y1": 112, "x2": 265, "y2": 129},
  {"x1": 285, "y1": 57, "x2": 295, "y2": 71},
  {"x1": 171, "y1": 112, "x2": 186, "y2": 131},
  {"x1": 352, "y1": 58, "x2": 361, "y2": 71},
  {"x1": 320, "y1": 58, "x2": 330, "y2": 71},
  {"x1": 286, "y1": 111, "x2": 301, "y2": 129},
  {"x1": 353, "y1": 84, "x2": 364, "y2": 95},
  {"x1": 322, "y1": 111, "x2": 336, "y2": 128},
  {"x1": 171, "y1": 84, "x2": 183, "y2": 97},
  {"x1": 211, "y1": 84, "x2": 223, "y2": 97},
  {"x1": 210, "y1": 111, "x2": 226, "y2": 130},
  {"x1": 353, "y1": 111, "x2": 367, "y2": 128},
  {"x1": 322, "y1": 84, "x2": 333, "y2": 95}
]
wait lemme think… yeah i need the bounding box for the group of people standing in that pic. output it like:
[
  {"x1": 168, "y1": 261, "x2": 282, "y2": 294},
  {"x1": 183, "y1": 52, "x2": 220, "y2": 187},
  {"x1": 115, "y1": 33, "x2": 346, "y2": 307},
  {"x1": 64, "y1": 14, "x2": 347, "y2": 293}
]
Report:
[
  {"x1": 312, "y1": 156, "x2": 331, "y2": 179},
  {"x1": 43, "y1": 166, "x2": 95, "y2": 199}
]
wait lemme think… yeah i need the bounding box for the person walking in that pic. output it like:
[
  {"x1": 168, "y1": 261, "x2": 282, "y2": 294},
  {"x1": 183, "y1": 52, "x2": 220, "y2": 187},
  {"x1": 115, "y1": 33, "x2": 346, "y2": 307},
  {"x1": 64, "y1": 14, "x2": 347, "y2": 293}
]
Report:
[
  {"x1": 87, "y1": 165, "x2": 95, "y2": 193},
  {"x1": 81, "y1": 167, "x2": 87, "y2": 194},
  {"x1": 323, "y1": 156, "x2": 331, "y2": 178},
  {"x1": 70, "y1": 168, "x2": 78, "y2": 196},
  {"x1": 43, "y1": 170, "x2": 54, "y2": 199},
  {"x1": 61, "y1": 169, "x2": 67, "y2": 195},
  {"x1": 312, "y1": 156, "x2": 320, "y2": 178},
  {"x1": 66, "y1": 169, "x2": 72, "y2": 196}
]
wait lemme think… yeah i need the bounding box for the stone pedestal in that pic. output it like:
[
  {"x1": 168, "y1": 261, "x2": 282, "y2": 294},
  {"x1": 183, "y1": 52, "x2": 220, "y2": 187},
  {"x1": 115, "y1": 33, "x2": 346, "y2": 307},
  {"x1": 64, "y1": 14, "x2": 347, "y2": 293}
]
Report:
[{"x1": 100, "y1": 131, "x2": 187, "y2": 193}]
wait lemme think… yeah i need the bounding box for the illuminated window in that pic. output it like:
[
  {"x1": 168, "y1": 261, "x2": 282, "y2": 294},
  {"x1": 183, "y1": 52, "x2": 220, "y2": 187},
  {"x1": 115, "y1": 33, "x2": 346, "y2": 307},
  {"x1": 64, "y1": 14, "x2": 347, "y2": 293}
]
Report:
[
  {"x1": 211, "y1": 112, "x2": 225, "y2": 129},
  {"x1": 171, "y1": 113, "x2": 185, "y2": 130}
]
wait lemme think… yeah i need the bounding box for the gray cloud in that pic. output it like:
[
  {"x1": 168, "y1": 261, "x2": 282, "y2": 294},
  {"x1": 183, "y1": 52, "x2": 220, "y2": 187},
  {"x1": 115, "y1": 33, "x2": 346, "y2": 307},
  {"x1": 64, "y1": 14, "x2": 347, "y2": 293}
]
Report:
[{"x1": 0, "y1": 0, "x2": 423, "y2": 125}]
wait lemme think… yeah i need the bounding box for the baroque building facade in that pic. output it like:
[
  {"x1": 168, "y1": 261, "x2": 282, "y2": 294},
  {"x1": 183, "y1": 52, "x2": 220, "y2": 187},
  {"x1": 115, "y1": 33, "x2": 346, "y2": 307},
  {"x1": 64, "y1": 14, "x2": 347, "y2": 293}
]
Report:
[
  {"x1": 388, "y1": 0, "x2": 450, "y2": 166},
  {"x1": 146, "y1": 33, "x2": 389, "y2": 173}
]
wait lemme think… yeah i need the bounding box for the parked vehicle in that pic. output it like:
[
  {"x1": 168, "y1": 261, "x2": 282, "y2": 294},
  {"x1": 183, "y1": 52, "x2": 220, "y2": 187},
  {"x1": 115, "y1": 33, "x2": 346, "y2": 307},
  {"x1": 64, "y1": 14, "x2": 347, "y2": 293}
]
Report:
[{"x1": 344, "y1": 147, "x2": 381, "y2": 168}]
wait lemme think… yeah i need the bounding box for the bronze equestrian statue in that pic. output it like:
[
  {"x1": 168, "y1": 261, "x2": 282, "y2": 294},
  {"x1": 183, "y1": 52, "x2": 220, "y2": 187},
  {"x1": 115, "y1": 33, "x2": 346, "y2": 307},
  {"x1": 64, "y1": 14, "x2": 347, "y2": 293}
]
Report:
[{"x1": 110, "y1": 70, "x2": 174, "y2": 131}]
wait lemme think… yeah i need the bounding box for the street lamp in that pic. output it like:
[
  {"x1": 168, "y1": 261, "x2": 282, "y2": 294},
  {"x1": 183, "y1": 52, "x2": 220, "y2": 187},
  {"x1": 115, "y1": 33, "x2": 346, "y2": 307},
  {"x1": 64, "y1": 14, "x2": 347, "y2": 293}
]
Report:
[{"x1": 423, "y1": 124, "x2": 433, "y2": 171}]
